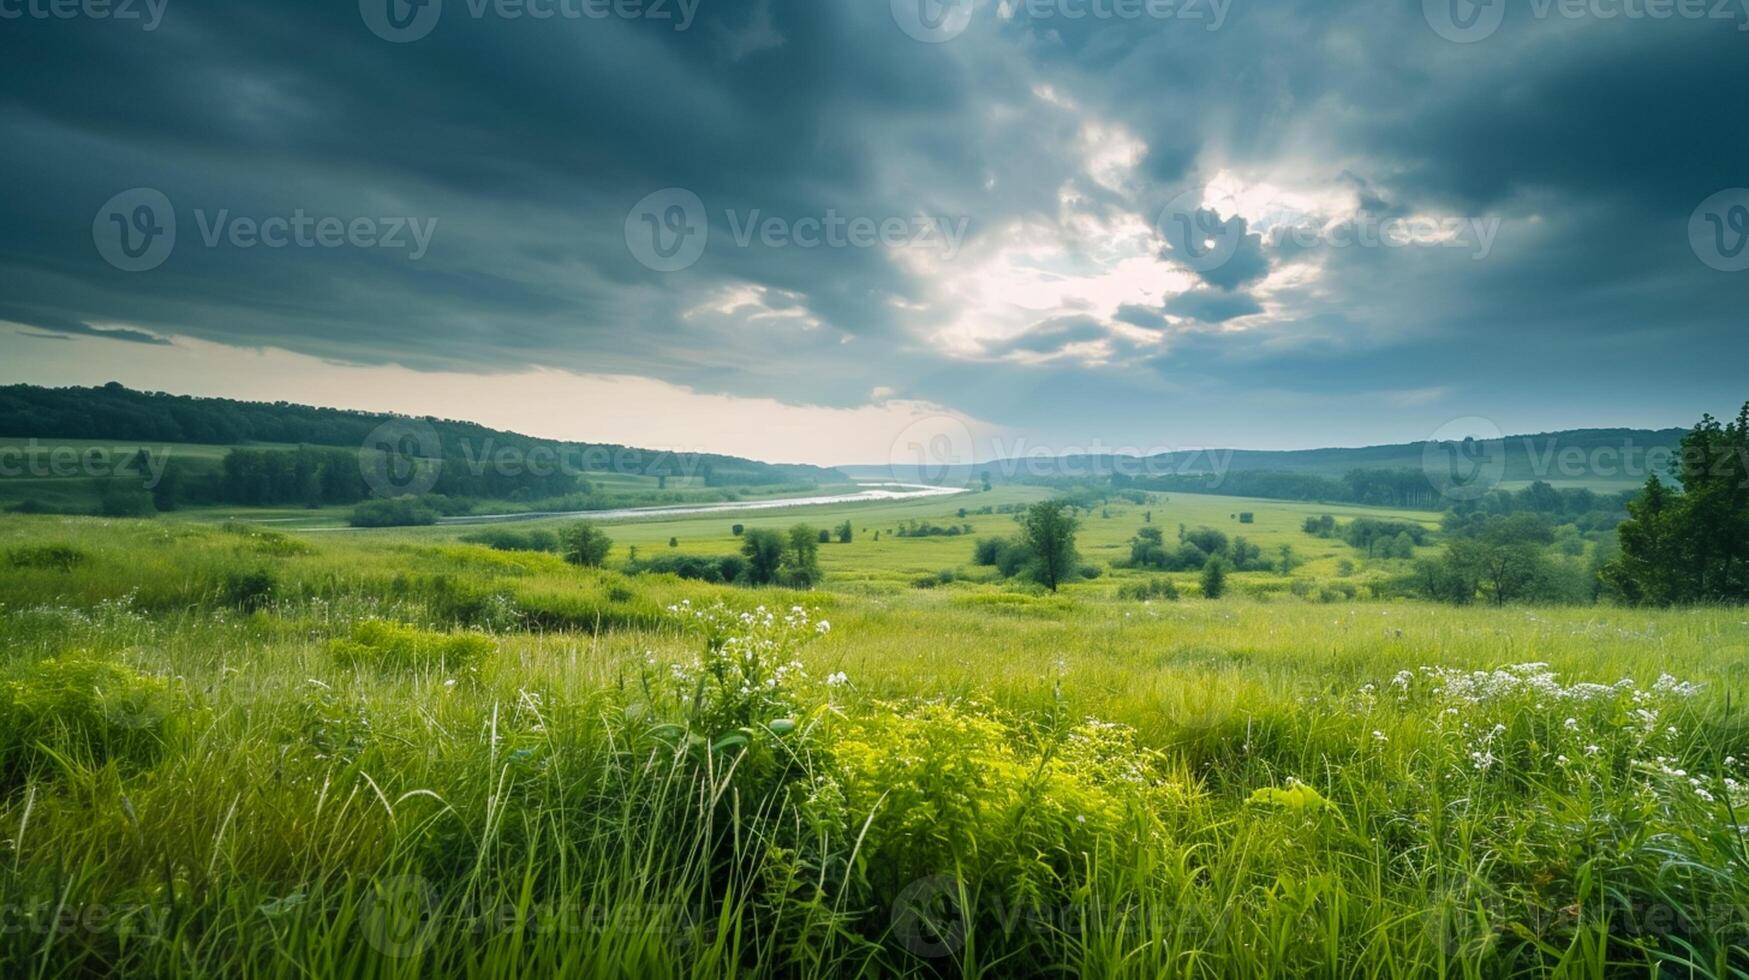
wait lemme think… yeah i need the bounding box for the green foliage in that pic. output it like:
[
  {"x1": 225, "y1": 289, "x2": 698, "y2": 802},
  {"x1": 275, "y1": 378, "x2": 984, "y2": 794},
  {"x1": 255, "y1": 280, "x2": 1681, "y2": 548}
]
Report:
[
  {"x1": 1117, "y1": 577, "x2": 1179, "y2": 601},
  {"x1": 1605, "y1": 403, "x2": 1749, "y2": 604},
  {"x1": 740, "y1": 528, "x2": 786, "y2": 585},
  {"x1": 6, "y1": 544, "x2": 87, "y2": 571},
  {"x1": 349, "y1": 497, "x2": 440, "y2": 527},
  {"x1": 460, "y1": 528, "x2": 560, "y2": 553},
  {"x1": 1018, "y1": 499, "x2": 1079, "y2": 592},
  {"x1": 325, "y1": 620, "x2": 495, "y2": 672},
  {"x1": 831, "y1": 702, "x2": 1171, "y2": 900},
  {"x1": 559, "y1": 520, "x2": 613, "y2": 567},
  {"x1": 0, "y1": 654, "x2": 175, "y2": 785},
  {"x1": 1200, "y1": 555, "x2": 1229, "y2": 599}
]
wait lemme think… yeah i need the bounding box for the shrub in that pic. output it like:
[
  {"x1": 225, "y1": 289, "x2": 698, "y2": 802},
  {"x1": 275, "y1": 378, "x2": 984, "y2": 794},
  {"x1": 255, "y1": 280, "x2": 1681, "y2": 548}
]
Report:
[
  {"x1": 627, "y1": 553, "x2": 744, "y2": 583},
  {"x1": 831, "y1": 703, "x2": 1171, "y2": 899},
  {"x1": 912, "y1": 569, "x2": 959, "y2": 589},
  {"x1": 220, "y1": 568, "x2": 278, "y2": 612},
  {"x1": 460, "y1": 528, "x2": 560, "y2": 553},
  {"x1": 350, "y1": 498, "x2": 441, "y2": 527},
  {"x1": 560, "y1": 521, "x2": 613, "y2": 567},
  {"x1": 0, "y1": 655, "x2": 175, "y2": 785},
  {"x1": 1200, "y1": 556, "x2": 1229, "y2": 599},
  {"x1": 1118, "y1": 577, "x2": 1179, "y2": 601},
  {"x1": 6, "y1": 544, "x2": 88, "y2": 571},
  {"x1": 326, "y1": 620, "x2": 495, "y2": 673}
]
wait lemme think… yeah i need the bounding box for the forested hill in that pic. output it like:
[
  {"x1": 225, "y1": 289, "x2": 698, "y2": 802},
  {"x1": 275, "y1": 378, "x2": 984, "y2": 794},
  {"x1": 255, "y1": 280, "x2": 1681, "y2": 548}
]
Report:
[
  {"x1": 0, "y1": 383, "x2": 843, "y2": 487},
  {"x1": 853, "y1": 428, "x2": 1686, "y2": 490}
]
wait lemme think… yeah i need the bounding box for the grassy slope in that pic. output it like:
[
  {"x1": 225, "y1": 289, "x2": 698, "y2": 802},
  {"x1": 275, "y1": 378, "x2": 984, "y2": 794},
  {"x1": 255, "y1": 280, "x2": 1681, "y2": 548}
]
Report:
[{"x1": 2, "y1": 508, "x2": 1746, "y2": 977}]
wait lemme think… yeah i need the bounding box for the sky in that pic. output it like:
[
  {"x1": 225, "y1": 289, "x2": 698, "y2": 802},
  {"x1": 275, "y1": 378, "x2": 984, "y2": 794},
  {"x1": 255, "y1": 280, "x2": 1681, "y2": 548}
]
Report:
[{"x1": 1, "y1": 0, "x2": 1746, "y2": 466}]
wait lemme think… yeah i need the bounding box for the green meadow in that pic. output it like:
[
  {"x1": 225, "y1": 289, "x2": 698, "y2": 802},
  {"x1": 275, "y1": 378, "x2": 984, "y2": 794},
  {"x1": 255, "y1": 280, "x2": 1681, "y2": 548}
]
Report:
[{"x1": 1, "y1": 489, "x2": 1746, "y2": 978}]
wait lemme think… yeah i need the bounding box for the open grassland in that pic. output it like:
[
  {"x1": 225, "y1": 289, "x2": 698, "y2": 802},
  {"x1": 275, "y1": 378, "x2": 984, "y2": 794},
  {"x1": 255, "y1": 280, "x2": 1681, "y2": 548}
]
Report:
[
  {"x1": 1, "y1": 512, "x2": 1747, "y2": 978},
  {"x1": 352, "y1": 487, "x2": 1440, "y2": 591}
]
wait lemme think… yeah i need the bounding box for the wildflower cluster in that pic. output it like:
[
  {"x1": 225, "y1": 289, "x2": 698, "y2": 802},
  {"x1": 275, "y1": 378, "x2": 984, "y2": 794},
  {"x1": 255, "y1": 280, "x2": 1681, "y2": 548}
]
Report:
[
  {"x1": 1377, "y1": 663, "x2": 1726, "y2": 805},
  {"x1": 666, "y1": 600, "x2": 831, "y2": 736}
]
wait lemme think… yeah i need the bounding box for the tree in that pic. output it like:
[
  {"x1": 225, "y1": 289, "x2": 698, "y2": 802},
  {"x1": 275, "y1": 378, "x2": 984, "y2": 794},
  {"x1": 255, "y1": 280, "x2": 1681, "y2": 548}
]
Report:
[
  {"x1": 740, "y1": 529, "x2": 786, "y2": 585},
  {"x1": 1128, "y1": 526, "x2": 1168, "y2": 568},
  {"x1": 1018, "y1": 500, "x2": 1080, "y2": 592},
  {"x1": 783, "y1": 525, "x2": 822, "y2": 587},
  {"x1": 560, "y1": 521, "x2": 613, "y2": 568},
  {"x1": 669, "y1": 536, "x2": 679, "y2": 547},
  {"x1": 732, "y1": 524, "x2": 745, "y2": 536},
  {"x1": 1200, "y1": 555, "x2": 1228, "y2": 599},
  {"x1": 835, "y1": 520, "x2": 853, "y2": 544},
  {"x1": 1605, "y1": 403, "x2": 1749, "y2": 604}
]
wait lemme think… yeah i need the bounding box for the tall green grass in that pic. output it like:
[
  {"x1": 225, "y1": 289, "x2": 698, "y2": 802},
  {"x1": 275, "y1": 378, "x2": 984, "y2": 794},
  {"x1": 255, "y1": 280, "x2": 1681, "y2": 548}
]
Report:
[{"x1": 1, "y1": 515, "x2": 1747, "y2": 977}]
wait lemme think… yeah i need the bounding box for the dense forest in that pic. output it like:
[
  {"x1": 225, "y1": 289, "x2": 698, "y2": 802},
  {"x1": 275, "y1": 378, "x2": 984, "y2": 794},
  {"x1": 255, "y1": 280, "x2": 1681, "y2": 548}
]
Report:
[{"x1": 0, "y1": 383, "x2": 841, "y2": 488}]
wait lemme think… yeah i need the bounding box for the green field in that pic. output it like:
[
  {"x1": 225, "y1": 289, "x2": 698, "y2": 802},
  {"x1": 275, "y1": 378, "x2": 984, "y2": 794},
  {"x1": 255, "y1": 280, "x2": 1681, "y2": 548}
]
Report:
[{"x1": 0, "y1": 493, "x2": 1745, "y2": 977}]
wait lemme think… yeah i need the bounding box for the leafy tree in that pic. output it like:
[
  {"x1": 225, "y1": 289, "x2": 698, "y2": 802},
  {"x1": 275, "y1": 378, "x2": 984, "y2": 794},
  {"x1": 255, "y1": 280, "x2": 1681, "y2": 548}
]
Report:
[
  {"x1": 1128, "y1": 526, "x2": 1168, "y2": 568},
  {"x1": 740, "y1": 529, "x2": 786, "y2": 585},
  {"x1": 560, "y1": 521, "x2": 613, "y2": 568},
  {"x1": 1604, "y1": 403, "x2": 1749, "y2": 604},
  {"x1": 1018, "y1": 500, "x2": 1080, "y2": 592},
  {"x1": 835, "y1": 520, "x2": 853, "y2": 544},
  {"x1": 783, "y1": 525, "x2": 822, "y2": 587},
  {"x1": 1200, "y1": 555, "x2": 1228, "y2": 599}
]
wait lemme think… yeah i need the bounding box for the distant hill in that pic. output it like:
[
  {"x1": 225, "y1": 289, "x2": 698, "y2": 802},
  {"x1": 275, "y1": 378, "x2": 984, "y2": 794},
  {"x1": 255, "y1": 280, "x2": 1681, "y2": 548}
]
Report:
[
  {"x1": 847, "y1": 427, "x2": 1687, "y2": 493},
  {"x1": 0, "y1": 383, "x2": 845, "y2": 487}
]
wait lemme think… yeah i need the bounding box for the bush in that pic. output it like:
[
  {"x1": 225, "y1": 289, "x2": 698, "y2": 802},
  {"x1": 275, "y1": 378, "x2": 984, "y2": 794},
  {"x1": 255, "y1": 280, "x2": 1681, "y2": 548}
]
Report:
[
  {"x1": 6, "y1": 544, "x2": 88, "y2": 571},
  {"x1": 326, "y1": 620, "x2": 495, "y2": 673},
  {"x1": 1118, "y1": 577, "x2": 1179, "y2": 601},
  {"x1": 560, "y1": 521, "x2": 613, "y2": 567},
  {"x1": 627, "y1": 553, "x2": 746, "y2": 584},
  {"x1": 460, "y1": 528, "x2": 560, "y2": 553},
  {"x1": 220, "y1": 568, "x2": 278, "y2": 612},
  {"x1": 912, "y1": 569, "x2": 959, "y2": 589},
  {"x1": 0, "y1": 655, "x2": 175, "y2": 785},
  {"x1": 831, "y1": 703, "x2": 1170, "y2": 901},
  {"x1": 1200, "y1": 556, "x2": 1229, "y2": 599},
  {"x1": 350, "y1": 498, "x2": 441, "y2": 527}
]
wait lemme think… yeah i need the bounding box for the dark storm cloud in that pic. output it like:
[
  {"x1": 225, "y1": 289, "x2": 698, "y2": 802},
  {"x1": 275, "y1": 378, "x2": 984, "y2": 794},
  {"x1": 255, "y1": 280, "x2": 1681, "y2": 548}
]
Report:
[
  {"x1": 1164, "y1": 289, "x2": 1262, "y2": 324},
  {"x1": 0, "y1": 0, "x2": 1745, "y2": 447}
]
